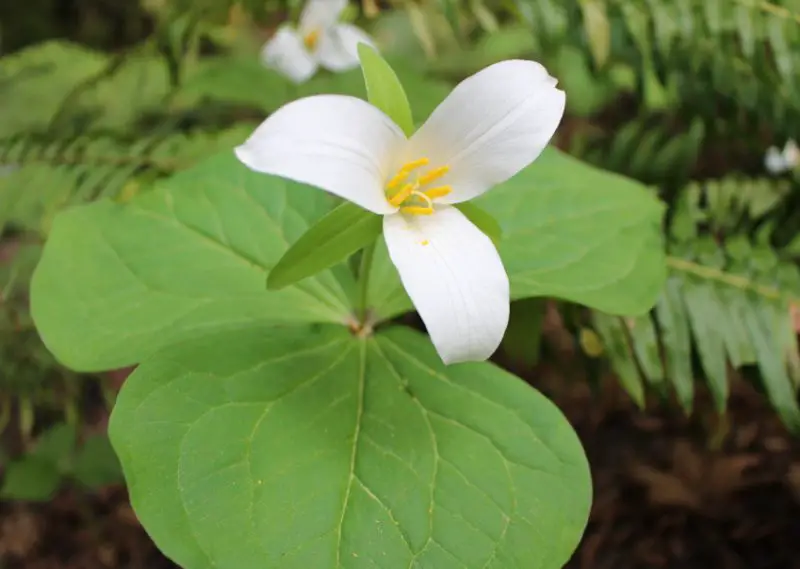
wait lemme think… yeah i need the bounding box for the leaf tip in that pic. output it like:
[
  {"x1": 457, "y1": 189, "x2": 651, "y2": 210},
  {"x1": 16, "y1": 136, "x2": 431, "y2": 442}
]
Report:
[{"x1": 265, "y1": 271, "x2": 285, "y2": 291}]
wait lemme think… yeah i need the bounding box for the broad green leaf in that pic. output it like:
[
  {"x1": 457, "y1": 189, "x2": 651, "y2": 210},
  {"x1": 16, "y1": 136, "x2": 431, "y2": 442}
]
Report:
[
  {"x1": 369, "y1": 147, "x2": 667, "y2": 321},
  {"x1": 367, "y1": 236, "x2": 412, "y2": 319},
  {"x1": 31, "y1": 153, "x2": 354, "y2": 372},
  {"x1": 1, "y1": 457, "x2": 61, "y2": 501},
  {"x1": 357, "y1": 44, "x2": 414, "y2": 136},
  {"x1": 455, "y1": 202, "x2": 502, "y2": 245},
  {"x1": 268, "y1": 203, "x2": 381, "y2": 290},
  {"x1": 110, "y1": 325, "x2": 591, "y2": 569}
]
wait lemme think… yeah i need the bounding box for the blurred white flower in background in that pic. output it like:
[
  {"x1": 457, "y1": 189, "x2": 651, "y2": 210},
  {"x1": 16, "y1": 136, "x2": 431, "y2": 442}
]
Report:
[
  {"x1": 261, "y1": 0, "x2": 376, "y2": 83},
  {"x1": 765, "y1": 139, "x2": 799, "y2": 175}
]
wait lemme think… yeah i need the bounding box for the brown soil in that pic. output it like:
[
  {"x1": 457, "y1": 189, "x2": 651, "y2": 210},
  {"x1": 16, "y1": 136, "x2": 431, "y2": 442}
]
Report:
[{"x1": 560, "y1": 378, "x2": 800, "y2": 569}]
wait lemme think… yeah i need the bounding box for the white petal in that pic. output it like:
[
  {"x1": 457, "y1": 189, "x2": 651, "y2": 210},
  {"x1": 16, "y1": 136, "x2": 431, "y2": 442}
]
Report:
[
  {"x1": 407, "y1": 59, "x2": 565, "y2": 204},
  {"x1": 316, "y1": 24, "x2": 376, "y2": 72},
  {"x1": 299, "y1": 0, "x2": 348, "y2": 34},
  {"x1": 235, "y1": 95, "x2": 405, "y2": 214},
  {"x1": 260, "y1": 26, "x2": 317, "y2": 84},
  {"x1": 765, "y1": 146, "x2": 787, "y2": 174},
  {"x1": 383, "y1": 206, "x2": 509, "y2": 364}
]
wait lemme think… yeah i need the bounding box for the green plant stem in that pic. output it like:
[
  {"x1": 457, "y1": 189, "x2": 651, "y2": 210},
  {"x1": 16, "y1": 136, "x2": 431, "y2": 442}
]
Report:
[{"x1": 357, "y1": 243, "x2": 376, "y2": 325}]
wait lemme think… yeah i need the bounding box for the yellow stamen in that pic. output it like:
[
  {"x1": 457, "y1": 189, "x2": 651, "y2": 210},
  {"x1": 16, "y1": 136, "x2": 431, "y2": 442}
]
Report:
[
  {"x1": 401, "y1": 206, "x2": 434, "y2": 215},
  {"x1": 386, "y1": 170, "x2": 410, "y2": 190},
  {"x1": 384, "y1": 158, "x2": 450, "y2": 216},
  {"x1": 421, "y1": 240, "x2": 430, "y2": 246},
  {"x1": 388, "y1": 182, "x2": 415, "y2": 207},
  {"x1": 400, "y1": 157, "x2": 430, "y2": 172},
  {"x1": 303, "y1": 29, "x2": 321, "y2": 50},
  {"x1": 423, "y1": 186, "x2": 452, "y2": 199},
  {"x1": 418, "y1": 166, "x2": 450, "y2": 185}
]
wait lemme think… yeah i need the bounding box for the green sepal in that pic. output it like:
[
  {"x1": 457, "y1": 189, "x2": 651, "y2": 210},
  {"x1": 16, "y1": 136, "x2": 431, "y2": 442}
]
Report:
[
  {"x1": 267, "y1": 202, "x2": 382, "y2": 290},
  {"x1": 357, "y1": 43, "x2": 415, "y2": 136}
]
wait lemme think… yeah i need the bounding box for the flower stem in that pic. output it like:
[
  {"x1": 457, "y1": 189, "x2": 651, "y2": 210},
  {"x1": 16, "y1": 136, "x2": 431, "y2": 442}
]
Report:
[{"x1": 357, "y1": 242, "x2": 376, "y2": 325}]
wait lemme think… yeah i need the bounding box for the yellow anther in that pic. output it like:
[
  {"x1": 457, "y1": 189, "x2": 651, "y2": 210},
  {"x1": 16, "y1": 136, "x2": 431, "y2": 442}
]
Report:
[
  {"x1": 386, "y1": 170, "x2": 410, "y2": 190},
  {"x1": 399, "y1": 157, "x2": 430, "y2": 172},
  {"x1": 418, "y1": 166, "x2": 450, "y2": 185},
  {"x1": 401, "y1": 206, "x2": 434, "y2": 215},
  {"x1": 421, "y1": 240, "x2": 430, "y2": 246},
  {"x1": 303, "y1": 29, "x2": 321, "y2": 50},
  {"x1": 423, "y1": 186, "x2": 452, "y2": 199},
  {"x1": 388, "y1": 182, "x2": 415, "y2": 207},
  {"x1": 384, "y1": 159, "x2": 449, "y2": 215}
]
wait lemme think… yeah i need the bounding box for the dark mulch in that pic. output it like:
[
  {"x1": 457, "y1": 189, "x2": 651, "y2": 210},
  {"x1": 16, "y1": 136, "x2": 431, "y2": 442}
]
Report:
[
  {"x1": 2, "y1": 369, "x2": 799, "y2": 569},
  {"x1": 0, "y1": 486, "x2": 173, "y2": 569},
  {"x1": 560, "y1": 378, "x2": 800, "y2": 569}
]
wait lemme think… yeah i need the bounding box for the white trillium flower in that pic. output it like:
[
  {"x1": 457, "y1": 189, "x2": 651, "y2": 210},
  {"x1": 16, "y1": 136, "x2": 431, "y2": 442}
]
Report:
[
  {"x1": 261, "y1": 0, "x2": 375, "y2": 84},
  {"x1": 236, "y1": 59, "x2": 566, "y2": 364},
  {"x1": 765, "y1": 139, "x2": 800, "y2": 174}
]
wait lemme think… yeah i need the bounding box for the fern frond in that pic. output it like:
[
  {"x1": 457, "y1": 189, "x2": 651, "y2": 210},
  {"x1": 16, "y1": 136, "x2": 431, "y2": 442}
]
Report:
[
  {"x1": 592, "y1": 175, "x2": 800, "y2": 429},
  {"x1": 0, "y1": 41, "x2": 108, "y2": 138},
  {"x1": 0, "y1": 125, "x2": 251, "y2": 235},
  {"x1": 575, "y1": 115, "x2": 706, "y2": 185},
  {"x1": 64, "y1": 55, "x2": 174, "y2": 130},
  {"x1": 522, "y1": 0, "x2": 800, "y2": 132}
]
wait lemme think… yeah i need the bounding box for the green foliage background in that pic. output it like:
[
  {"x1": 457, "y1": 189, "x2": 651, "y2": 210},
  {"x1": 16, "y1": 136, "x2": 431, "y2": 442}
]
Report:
[{"x1": 2, "y1": 0, "x2": 800, "y2": 510}]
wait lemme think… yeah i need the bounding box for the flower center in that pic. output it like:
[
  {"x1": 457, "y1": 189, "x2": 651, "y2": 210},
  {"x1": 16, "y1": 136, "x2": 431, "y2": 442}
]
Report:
[
  {"x1": 385, "y1": 157, "x2": 452, "y2": 215},
  {"x1": 303, "y1": 29, "x2": 321, "y2": 51}
]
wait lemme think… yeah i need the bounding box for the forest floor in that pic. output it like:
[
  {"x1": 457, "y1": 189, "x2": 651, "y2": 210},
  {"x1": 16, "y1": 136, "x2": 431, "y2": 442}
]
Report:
[{"x1": 2, "y1": 360, "x2": 799, "y2": 569}]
